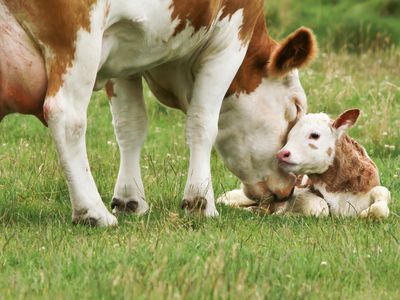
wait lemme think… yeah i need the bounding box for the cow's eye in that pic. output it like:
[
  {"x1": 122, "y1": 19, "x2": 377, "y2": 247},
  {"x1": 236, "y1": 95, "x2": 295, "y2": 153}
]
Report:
[{"x1": 309, "y1": 133, "x2": 320, "y2": 140}]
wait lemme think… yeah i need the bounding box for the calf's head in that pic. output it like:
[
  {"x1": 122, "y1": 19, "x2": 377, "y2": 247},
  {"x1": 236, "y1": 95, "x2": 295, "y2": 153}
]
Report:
[{"x1": 277, "y1": 109, "x2": 360, "y2": 174}]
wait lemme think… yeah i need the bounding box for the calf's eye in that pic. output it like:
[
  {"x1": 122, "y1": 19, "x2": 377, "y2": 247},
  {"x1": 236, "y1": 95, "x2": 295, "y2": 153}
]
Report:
[{"x1": 309, "y1": 133, "x2": 320, "y2": 140}]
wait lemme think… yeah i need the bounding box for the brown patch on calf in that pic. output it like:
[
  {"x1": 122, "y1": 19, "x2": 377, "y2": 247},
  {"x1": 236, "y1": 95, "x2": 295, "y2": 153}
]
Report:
[
  {"x1": 332, "y1": 109, "x2": 360, "y2": 129},
  {"x1": 5, "y1": 0, "x2": 97, "y2": 97},
  {"x1": 327, "y1": 147, "x2": 333, "y2": 157},
  {"x1": 309, "y1": 143, "x2": 318, "y2": 150},
  {"x1": 309, "y1": 135, "x2": 380, "y2": 194}
]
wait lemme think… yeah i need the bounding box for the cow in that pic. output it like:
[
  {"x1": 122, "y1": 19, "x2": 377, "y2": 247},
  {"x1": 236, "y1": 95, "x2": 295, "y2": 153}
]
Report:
[{"x1": 0, "y1": 0, "x2": 317, "y2": 226}]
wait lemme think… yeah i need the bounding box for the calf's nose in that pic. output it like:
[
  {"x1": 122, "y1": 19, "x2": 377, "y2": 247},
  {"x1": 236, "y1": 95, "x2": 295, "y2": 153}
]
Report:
[{"x1": 276, "y1": 150, "x2": 291, "y2": 162}]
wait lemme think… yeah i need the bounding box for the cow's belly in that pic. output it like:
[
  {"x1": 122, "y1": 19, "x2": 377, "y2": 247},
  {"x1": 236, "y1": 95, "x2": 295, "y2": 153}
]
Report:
[
  {"x1": 97, "y1": 17, "x2": 212, "y2": 83},
  {"x1": 0, "y1": 2, "x2": 47, "y2": 122}
]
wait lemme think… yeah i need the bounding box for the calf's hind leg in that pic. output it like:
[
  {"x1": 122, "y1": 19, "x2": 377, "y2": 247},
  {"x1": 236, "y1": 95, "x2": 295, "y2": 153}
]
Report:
[
  {"x1": 108, "y1": 78, "x2": 149, "y2": 215},
  {"x1": 360, "y1": 186, "x2": 391, "y2": 219}
]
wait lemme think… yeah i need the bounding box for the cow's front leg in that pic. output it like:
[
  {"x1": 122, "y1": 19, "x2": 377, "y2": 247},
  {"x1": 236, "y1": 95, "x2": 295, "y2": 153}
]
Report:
[
  {"x1": 181, "y1": 40, "x2": 247, "y2": 217},
  {"x1": 44, "y1": 11, "x2": 116, "y2": 226},
  {"x1": 107, "y1": 78, "x2": 149, "y2": 215}
]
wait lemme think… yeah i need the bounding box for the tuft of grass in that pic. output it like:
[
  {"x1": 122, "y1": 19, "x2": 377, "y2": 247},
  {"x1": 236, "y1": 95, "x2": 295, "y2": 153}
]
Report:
[{"x1": 0, "y1": 49, "x2": 399, "y2": 299}]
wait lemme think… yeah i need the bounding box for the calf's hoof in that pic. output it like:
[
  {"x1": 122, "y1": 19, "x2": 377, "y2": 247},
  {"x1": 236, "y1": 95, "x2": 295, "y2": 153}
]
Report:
[
  {"x1": 72, "y1": 208, "x2": 118, "y2": 227},
  {"x1": 360, "y1": 202, "x2": 389, "y2": 219},
  {"x1": 111, "y1": 197, "x2": 149, "y2": 215},
  {"x1": 181, "y1": 197, "x2": 219, "y2": 217}
]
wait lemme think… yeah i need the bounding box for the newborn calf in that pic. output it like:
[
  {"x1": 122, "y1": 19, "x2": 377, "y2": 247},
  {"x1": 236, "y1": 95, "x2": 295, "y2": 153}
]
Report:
[{"x1": 277, "y1": 109, "x2": 391, "y2": 218}]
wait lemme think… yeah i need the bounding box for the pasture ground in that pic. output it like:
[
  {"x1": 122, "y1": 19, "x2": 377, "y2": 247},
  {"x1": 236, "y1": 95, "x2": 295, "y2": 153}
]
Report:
[{"x1": 0, "y1": 50, "x2": 399, "y2": 299}]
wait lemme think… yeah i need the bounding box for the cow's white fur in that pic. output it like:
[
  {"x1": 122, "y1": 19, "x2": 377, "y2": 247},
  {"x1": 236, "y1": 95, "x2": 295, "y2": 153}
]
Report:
[
  {"x1": 109, "y1": 77, "x2": 149, "y2": 215},
  {"x1": 38, "y1": 0, "x2": 311, "y2": 225},
  {"x1": 45, "y1": 3, "x2": 117, "y2": 226},
  {"x1": 216, "y1": 74, "x2": 306, "y2": 186}
]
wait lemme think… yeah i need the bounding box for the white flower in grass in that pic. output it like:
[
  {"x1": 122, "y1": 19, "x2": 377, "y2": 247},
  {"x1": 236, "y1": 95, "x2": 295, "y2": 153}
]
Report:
[{"x1": 320, "y1": 261, "x2": 328, "y2": 266}]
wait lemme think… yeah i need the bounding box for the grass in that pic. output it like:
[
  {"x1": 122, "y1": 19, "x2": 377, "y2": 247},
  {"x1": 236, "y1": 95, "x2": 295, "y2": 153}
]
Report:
[
  {"x1": 265, "y1": 0, "x2": 400, "y2": 51},
  {"x1": 1, "y1": 48, "x2": 400, "y2": 299}
]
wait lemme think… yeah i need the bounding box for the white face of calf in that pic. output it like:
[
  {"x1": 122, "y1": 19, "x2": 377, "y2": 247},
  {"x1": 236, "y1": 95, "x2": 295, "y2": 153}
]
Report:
[{"x1": 277, "y1": 109, "x2": 360, "y2": 174}]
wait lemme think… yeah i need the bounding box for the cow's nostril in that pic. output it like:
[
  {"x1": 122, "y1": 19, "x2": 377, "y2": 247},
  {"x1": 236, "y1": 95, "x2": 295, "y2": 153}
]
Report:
[{"x1": 283, "y1": 151, "x2": 291, "y2": 158}]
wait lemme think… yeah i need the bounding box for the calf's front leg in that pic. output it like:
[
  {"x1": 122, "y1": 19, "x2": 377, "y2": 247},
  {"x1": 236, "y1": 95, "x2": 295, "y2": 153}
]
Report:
[{"x1": 360, "y1": 186, "x2": 391, "y2": 219}]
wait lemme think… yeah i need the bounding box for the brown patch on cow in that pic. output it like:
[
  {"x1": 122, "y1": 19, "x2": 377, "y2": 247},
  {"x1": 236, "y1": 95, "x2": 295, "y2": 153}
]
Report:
[
  {"x1": 5, "y1": 1, "x2": 97, "y2": 97},
  {"x1": 309, "y1": 143, "x2": 318, "y2": 150},
  {"x1": 170, "y1": 0, "x2": 264, "y2": 42},
  {"x1": 309, "y1": 134, "x2": 380, "y2": 194},
  {"x1": 219, "y1": 0, "x2": 264, "y2": 42},
  {"x1": 226, "y1": 14, "x2": 278, "y2": 96},
  {"x1": 327, "y1": 147, "x2": 333, "y2": 157},
  {"x1": 171, "y1": 1, "x2": 275, "y2": 96},
  {"x1": 243, "y1": 181, "x2": 273, "y2": 203},
  {"x1": 105, "y1": 81, "x2": 116, "y2": 100},
  {"x1": 170, "y1": 0, "x2": 222, "y2": 36},
  {"x1": 268, "y1": 27, "x2": 317, "y2": 77}
]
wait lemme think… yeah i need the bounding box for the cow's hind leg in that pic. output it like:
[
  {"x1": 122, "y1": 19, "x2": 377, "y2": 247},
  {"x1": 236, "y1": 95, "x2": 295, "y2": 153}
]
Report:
[
  {"x1": 107, "y1": 78, "x2": 149, "y2": 214},
  {"x1": 44, "y1": 8, "x2": 117, "y2": 227},
  {"x1": 360, "y1": 186, "x2": 391, "y2": 219}
]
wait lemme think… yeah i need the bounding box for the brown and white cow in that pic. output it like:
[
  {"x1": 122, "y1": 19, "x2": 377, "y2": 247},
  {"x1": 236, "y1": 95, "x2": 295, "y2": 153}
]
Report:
[{"x1": 0, "y1": 0, "x2": 316, "y2": 226}]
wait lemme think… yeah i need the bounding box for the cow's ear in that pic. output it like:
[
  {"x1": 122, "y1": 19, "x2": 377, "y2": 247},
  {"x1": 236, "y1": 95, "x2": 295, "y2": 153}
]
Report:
[
  {"x1": 267, "y1": 27, "x2": 317, "y2": 77},
  {"x1": 332, "y1": 109, "x2": 360, "y2": 133}
]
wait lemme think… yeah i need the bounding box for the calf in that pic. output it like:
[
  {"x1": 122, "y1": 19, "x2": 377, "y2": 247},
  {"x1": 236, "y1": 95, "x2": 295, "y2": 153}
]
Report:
[
  {"x1": 276, "y1": 109, "x2": 391, "y2": 218},
  {"x1": 219, "y1": 109, "x2": 391, "y2": 218}
]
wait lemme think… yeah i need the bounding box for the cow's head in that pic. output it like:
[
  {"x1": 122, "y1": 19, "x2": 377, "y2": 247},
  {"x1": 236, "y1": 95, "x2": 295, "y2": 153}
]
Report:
[
  {"x1": 215, "y1": 27, "x2": 317, "y2": 201},
  {"x1": 277, "y1": 109, "x2": 360, "y2": 174}
]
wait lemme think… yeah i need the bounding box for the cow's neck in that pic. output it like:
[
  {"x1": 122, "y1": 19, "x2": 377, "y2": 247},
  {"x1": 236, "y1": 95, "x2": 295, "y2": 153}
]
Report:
[
  {"x1": 309, "y1": 134, "x2": 380, "y2": 194},
  {"x1": 225, "y1": 14, "x2": 277, "y2": 97}
]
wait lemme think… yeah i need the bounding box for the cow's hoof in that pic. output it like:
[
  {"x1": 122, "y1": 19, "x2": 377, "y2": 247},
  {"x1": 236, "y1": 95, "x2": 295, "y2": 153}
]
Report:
[
  {"x1": 72, "y1": 208, "x2": 118, "y2": 227},
  {"x1": 181, "y1": 197, "x2": 207, "y2": 211},
  {"x1": 111, "y1": 197, "x2": 149, "y2": 215},
  {"x1": 181, "y1": 197, "x2": 219, "y2": 217}
]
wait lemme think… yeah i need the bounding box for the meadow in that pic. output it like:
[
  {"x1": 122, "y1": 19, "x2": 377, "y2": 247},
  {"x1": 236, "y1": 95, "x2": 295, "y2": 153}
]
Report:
[{"x1": 1, "y1": 2, "x2": 400, "y2": 300}]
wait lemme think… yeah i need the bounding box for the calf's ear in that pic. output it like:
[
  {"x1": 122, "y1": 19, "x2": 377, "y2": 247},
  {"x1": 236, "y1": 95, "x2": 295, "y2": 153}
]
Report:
[
  {"x1": 332, "y1": 109, "x2": 360, "y2": 132},
  {"x1": 267, "y1": 27, "x2": 317, "y2": 77}
]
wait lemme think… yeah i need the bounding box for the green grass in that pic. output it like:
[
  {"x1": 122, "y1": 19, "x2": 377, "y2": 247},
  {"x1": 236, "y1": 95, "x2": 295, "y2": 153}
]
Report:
[
  {"x1": 1, "y1": 49, "x2": 400, "y2": 299},
  {"x1": 265, "y1": 0, "x2": 400, "y2": 51}
]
